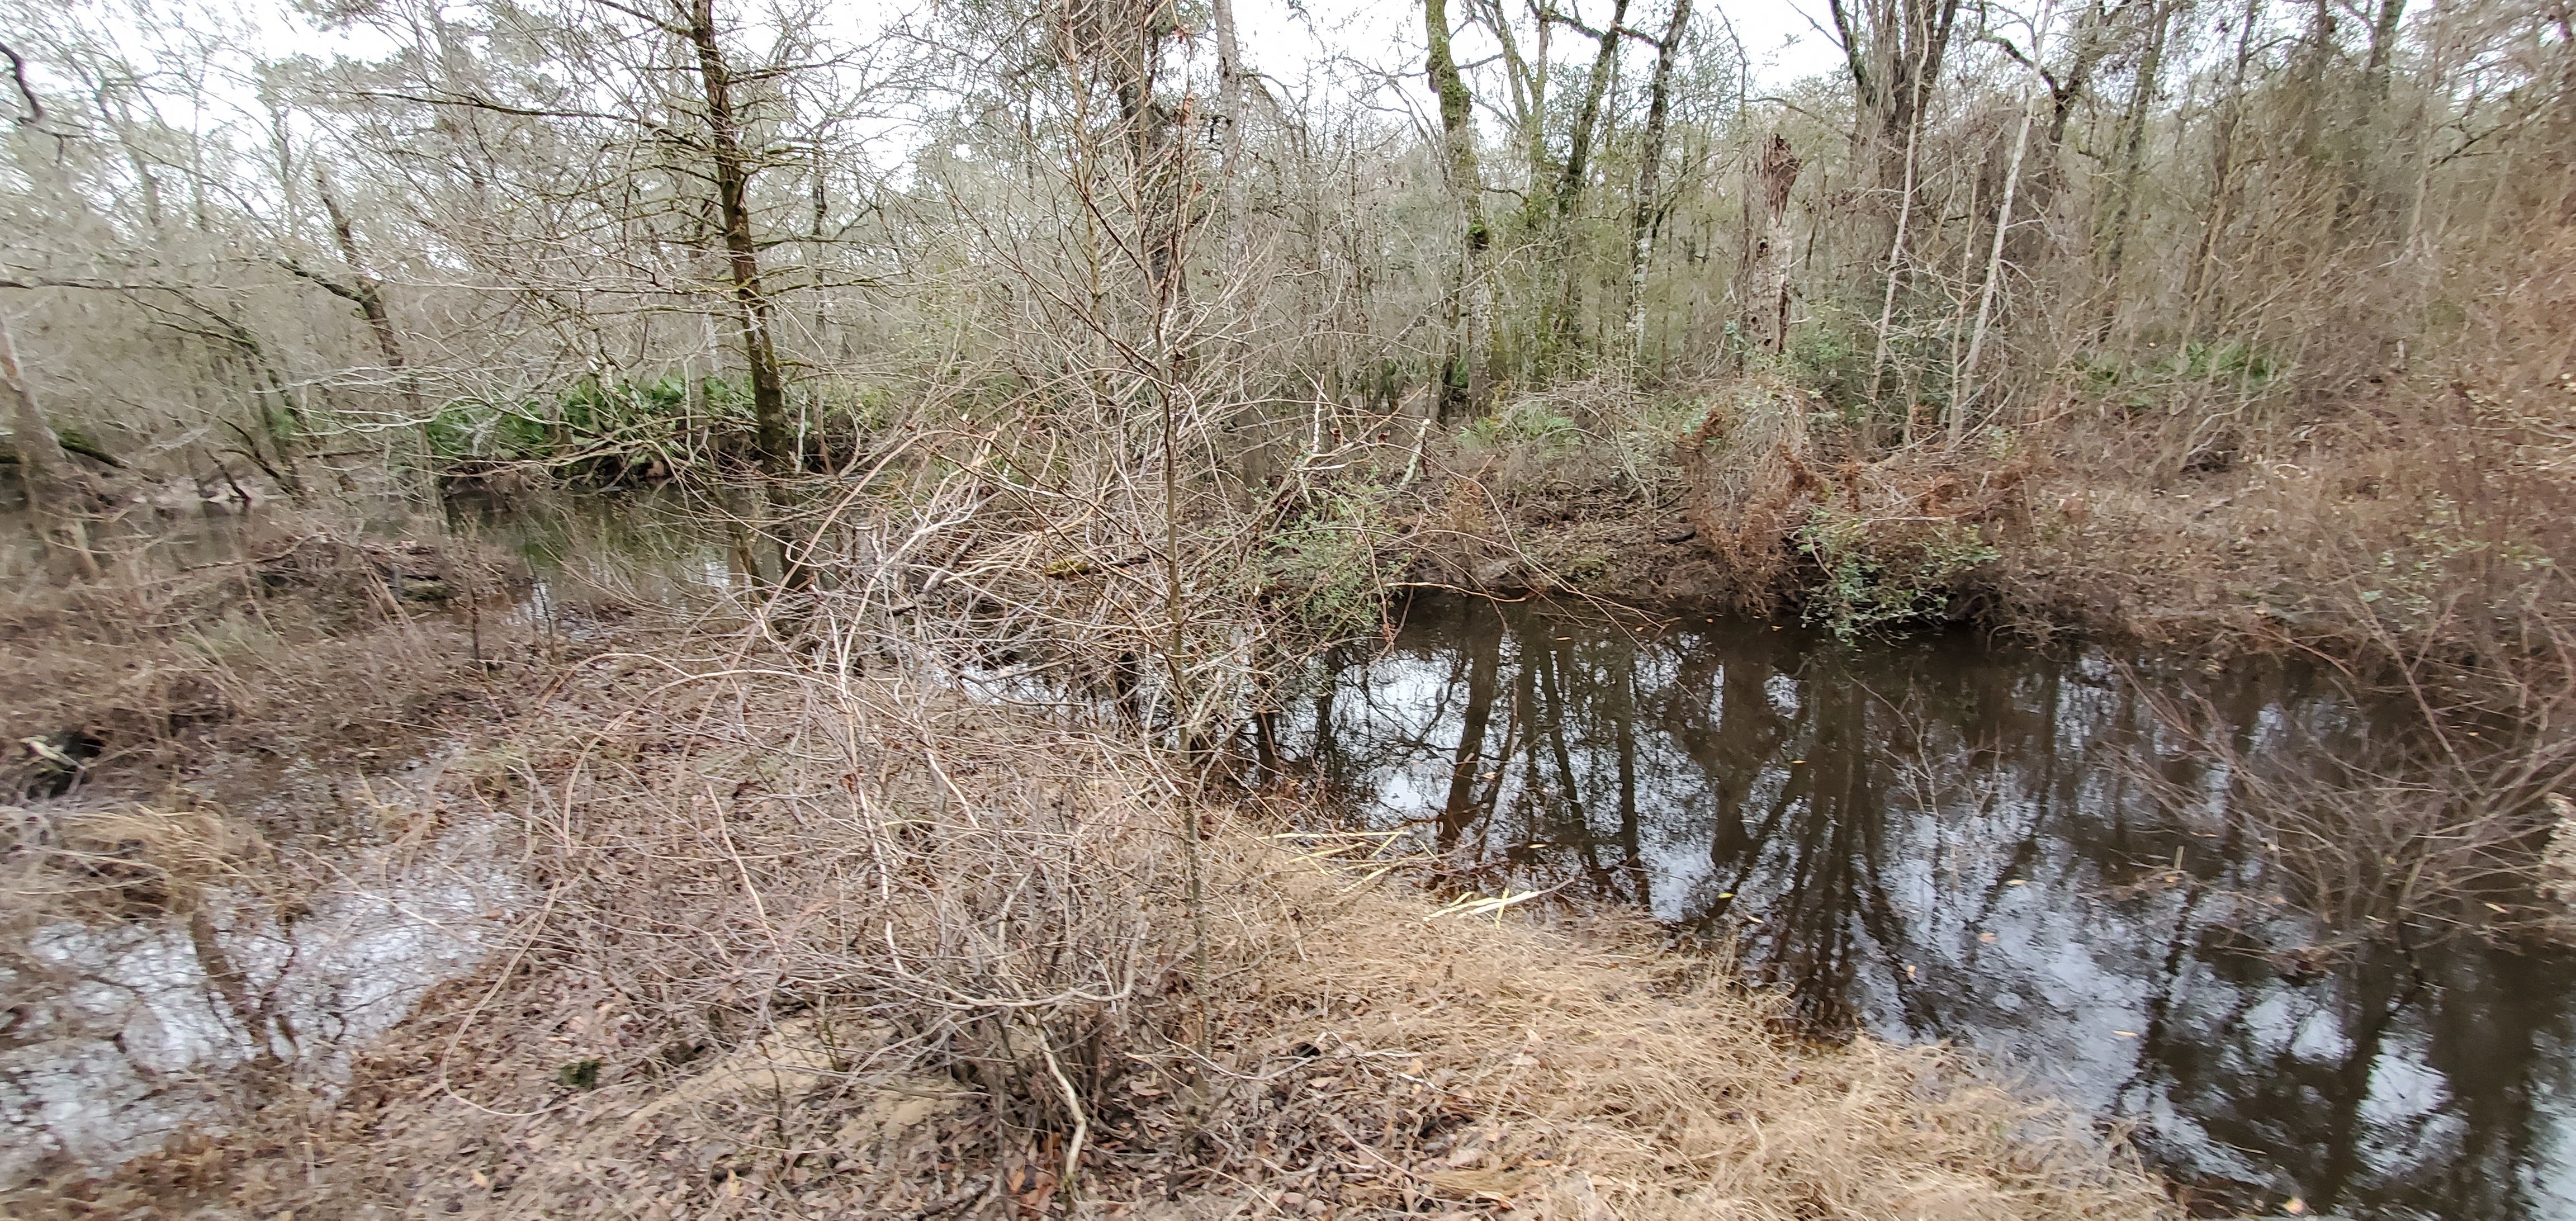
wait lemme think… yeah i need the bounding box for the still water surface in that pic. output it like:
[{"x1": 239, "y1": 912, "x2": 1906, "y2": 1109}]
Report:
[
  {"x1": 462, "y1": 493, "x2": 2576, "y2": 1219},
  {"x1": 1257, "y1": 598, "x2": 2576, "y2": 1221}
]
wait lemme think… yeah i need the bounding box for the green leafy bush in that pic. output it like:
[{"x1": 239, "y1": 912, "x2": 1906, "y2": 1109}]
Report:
[
  {"x1": 1795, "y1": 507, "x2": 2000, "y2": 642},
  {"x1": 1261, "y1": 489, "x2": 1405, "y2": 638},
  {"x1": 426, "y1": 376, "x2": 750, "y2": 463}
]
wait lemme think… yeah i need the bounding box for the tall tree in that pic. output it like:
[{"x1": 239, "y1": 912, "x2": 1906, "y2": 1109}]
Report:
[
  {"x1": 1546, "y1": 0, "x2": 1630, "y2": 351},
  {"x1": 1, "y1": 311, "x2": 101, "y2": 577},
  {"x1": 2096, "y1": 0, "x2": 2173, "y2": 338},
  {"x1": 1426, "y1": 0, "x2": 1489, "y2": 419},
  {"x1": 1623, "y1": 0, "x2": 1690, "y2": 367},
  {"x1": 681, "y1": 0, "x2": 792, "y2": 472},
  {"x1": 1826, "y1": 0, "x2": 1963, "y2": 235}
]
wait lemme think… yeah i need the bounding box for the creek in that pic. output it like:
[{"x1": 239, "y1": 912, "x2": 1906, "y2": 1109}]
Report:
[
  {"x1": 471, "y1": 490, "x2": 2576, "y2": 1221},
  {"x1": 12, "y1": 492, "x2": 2569, "y2": 1218},
  {"x1": 1257, "y1": 597, "x2": 2576, "y2": 1221}
]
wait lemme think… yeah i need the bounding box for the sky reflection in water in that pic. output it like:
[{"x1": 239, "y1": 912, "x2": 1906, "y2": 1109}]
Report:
[{"x1": 1267, "y1": 598, "x2": 2576, "y2": 1221}]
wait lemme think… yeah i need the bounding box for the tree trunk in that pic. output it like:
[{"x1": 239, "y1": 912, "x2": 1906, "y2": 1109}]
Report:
[
  {"x1": 1210, "y1": 0, "x2": 1273, "y2": 505},
  {"x1": 2183, "y1": 0, "x2": 2266, "y2": 339},
  {"x1": 1954, "y1": 88, "x2": 2039, "y2": 444},
  {"x1": 316, "y1": 178, "x2": 426, "y2": 424},
  {"x1": 1623, "y1": 0, "x2": 1690, "y2": 371},
  {"x1": 1, "y1": 312, "x2": 101, "y2": 577},
  {"x1": 1212, "y1": 0, "x2": 1246, "y2": 249},
  {"x1": 1744, "y1": 135, "x2": 1802, "y2": 357},
  {"x1": 682, "y1": 0, "x2": 790, "y2": 473},
  {"x1": 2020, "y1": 2, "x2": 2109, "y2": 241},
  {"x1": 2095, "y1": 0, "x2": 2170, "y2": 339},
  {"x1": 1110, "y1": 2, "x2": 1187, "y2": 348},
  {"x1": 1426, "y1": 0, "x2": 1489, "y2": 420},
  {"x1": 1868, "y1": 26, "x2": 1938, "y2": 431},
  {"x1": 1826, "y1": 0, "x2": 1961, "y2": 253},
  {"x1": 1549, "y1": 0, "x2": 1631, "y2": 352}
]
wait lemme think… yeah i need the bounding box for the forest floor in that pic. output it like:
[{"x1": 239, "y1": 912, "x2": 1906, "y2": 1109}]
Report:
[{"x1": 0, "y1": 504, "x2": 2184, "y2": 1221}]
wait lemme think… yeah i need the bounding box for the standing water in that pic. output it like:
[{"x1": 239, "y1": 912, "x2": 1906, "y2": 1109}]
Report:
[
  {"x1": 1268, "y1": 598, "x2": 2576, "y2": 1221},
  {"x1": 474, "y1": 495, "x2": 2576, "y2": 1220},
  {"x1": 23, "y1": 495, "x2": 2556, "y2": 1216}
]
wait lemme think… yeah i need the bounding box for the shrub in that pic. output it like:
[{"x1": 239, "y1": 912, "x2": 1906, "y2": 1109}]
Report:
[{"x1": 1796, "y1": 507, "x2": 2001, "y2": 642}]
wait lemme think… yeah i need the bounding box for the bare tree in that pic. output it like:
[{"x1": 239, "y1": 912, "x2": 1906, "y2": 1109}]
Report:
[
  {"x1": 680, "y1": 0, "x2": 792, "y2": 471},
  {"x1": 1623, "y1": 0, "x2": 1690, "y2": 368},
  {"x1": 1426, "y1": 0, "x2": 1489, "y2": 418},
  {"x1": 1, "y1": 310, "x2": 100, "y2": 576}
]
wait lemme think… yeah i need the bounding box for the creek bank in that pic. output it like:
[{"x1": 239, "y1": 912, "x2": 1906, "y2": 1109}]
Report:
[
  {"x1": 1394, "y1": 446, "x2": 2535, "y2": 661},
  {"x1": 0, "y1": 513, "x2": 2189, "y2": 1220}
]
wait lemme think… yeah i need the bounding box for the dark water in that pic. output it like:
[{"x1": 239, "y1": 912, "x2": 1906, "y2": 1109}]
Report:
[
  {"x1": 1264, "y1": 598, "x2": 2576, "y2": 1221},
  {"x1": 91, "y1": 493, "x2": 2563, "y2": 1219}
]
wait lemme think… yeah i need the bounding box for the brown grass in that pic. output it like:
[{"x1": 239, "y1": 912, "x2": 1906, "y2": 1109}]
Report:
[
  {"x1": 3, "y1": 605, "x2": 2177, "y2": 1220},
  {"x1": 0, "y1": 505, "x2": 528, "y2": 811}
]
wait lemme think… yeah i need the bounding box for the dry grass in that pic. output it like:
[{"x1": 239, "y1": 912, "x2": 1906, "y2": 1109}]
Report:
[
  {"x1": 0, "y1": 505, "x2": 528, "y2": 812},
  {"x1": 2, "y1": 607, "x2": 2179, "y2": 1221}
]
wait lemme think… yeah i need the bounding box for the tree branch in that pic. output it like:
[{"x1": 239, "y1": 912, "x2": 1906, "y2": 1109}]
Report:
[{"x1": 0, "y1": 39, "x2": 40, "y2": 127}]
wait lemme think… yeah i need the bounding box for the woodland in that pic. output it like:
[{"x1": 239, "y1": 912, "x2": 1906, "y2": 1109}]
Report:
[{"x1": 3, "y1": 0, "x2": 2574, "y2": 1215}]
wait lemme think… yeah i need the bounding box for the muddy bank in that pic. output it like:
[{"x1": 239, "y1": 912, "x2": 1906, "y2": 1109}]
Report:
[{"x1": 1398, "y1": 432, "x2": 2565, "y2": 662}]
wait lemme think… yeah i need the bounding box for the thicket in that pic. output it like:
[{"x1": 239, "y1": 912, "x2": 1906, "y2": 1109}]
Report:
[
  {"x1": 2, "y1": 0, "x2": 2566, "y2": 657},
  {"x1": 6, "y1": 0, "x2": 2573, "y2": 1209},
  {"x1": 0, "y1": 500, "x2": 2180, "y2": 1218}
]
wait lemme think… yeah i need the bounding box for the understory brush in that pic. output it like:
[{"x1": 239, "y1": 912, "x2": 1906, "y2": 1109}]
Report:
[
  {"x1": 8, "y1": 615, "x2": 2179, "y2": 1220},
  {"x1": 424, "y1": 376, "x2": 898, "y2": 486},
  {"x1": 1412, "y1": 226, "x2": 2575, "y2": 671},
  {"x1": 0, "y1": 505, "x2": 531, "y2": 812}
]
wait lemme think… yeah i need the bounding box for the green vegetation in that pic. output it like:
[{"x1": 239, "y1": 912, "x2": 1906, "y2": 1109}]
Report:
[{"x1": 1796, "y1": 508, "x2": 2001, "y2": 642}]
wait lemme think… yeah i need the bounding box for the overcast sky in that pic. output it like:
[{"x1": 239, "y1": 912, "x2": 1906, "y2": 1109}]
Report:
[{"x1": 46, "y1": 0, "x2": 1854, "y2": 177}]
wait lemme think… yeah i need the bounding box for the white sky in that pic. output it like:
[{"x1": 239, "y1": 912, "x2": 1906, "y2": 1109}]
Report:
[
  {"x1": 1228, "y1": 0, "x2": 1850, "y2": 125},
  {"x1": 39, "y1": 0, "x2": 1854, "y2": 181}
]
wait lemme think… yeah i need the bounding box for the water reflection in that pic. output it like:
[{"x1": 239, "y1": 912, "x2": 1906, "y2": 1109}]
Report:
[{"x1": 1272, "y1": 598, "x2": 2576, "y2": 1221}]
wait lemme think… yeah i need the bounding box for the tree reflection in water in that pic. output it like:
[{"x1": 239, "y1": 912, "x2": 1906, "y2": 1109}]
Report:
[{"x1": 1263, "y1": 598, "x2": 2576, "y2": 1221}]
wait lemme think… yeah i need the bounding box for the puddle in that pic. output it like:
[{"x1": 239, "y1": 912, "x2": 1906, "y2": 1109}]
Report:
[{"x1": 0, "y1": 761, "x2": 514, "y2": 1185}]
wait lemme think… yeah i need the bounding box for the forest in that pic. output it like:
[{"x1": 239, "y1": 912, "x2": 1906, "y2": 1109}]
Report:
[{"x1": 4, "y1": 0, "x2": 2574, "y2": 1216}]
